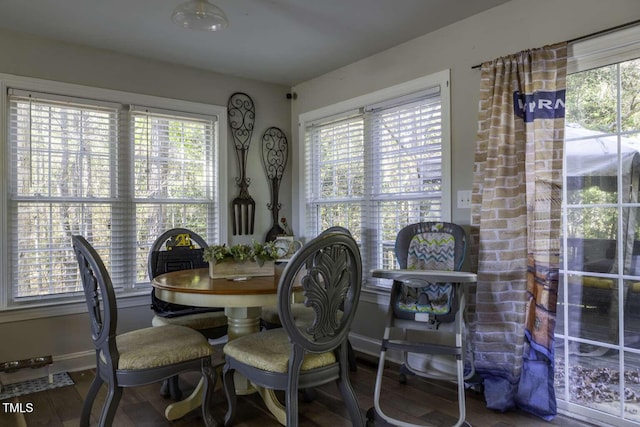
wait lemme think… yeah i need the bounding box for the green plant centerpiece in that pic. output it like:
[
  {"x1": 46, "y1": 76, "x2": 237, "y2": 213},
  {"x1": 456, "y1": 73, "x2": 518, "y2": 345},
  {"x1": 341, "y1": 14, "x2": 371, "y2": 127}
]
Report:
[{"x1": 203, "y1": 241, "x2": 279, "y2": 279}]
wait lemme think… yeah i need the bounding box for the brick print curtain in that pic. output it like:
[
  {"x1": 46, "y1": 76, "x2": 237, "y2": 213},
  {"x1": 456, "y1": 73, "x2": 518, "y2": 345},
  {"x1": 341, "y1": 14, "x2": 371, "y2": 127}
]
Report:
[{"x1": 470, "y1": 43, "x2": 567, "y2": 420}]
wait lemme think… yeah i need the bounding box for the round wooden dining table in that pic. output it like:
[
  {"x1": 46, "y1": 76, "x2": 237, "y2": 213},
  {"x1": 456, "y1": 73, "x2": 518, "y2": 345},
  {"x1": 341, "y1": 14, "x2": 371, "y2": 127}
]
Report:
[{"x1": 152, "y1": 266, "x2": 289, "y2": 424}]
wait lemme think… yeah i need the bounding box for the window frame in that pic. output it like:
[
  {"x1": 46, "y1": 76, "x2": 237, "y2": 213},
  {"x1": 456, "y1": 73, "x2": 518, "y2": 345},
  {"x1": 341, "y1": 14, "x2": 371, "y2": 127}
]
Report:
[
  {"x1": 0, "y1": 74, "x2": 228, "y2": 321},
  {"x1": 296, "y1": 70, "x2": 452, "y2": 293}
]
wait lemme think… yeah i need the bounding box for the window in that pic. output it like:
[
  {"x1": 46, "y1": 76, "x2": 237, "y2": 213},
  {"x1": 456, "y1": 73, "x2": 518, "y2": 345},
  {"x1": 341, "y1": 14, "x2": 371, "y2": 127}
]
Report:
[
  {"x1": 2, "y1": 77, "x2": 225, "y2": 309},
  {"x1": 556, "y1": 25, "x2": 640, "y2": 426},
  {"x1": 130, "y1": 107, "x2": 219, "y2": 283},
  {"x1": 299, "y1": 71, "x2": 451, "y2": 289}
]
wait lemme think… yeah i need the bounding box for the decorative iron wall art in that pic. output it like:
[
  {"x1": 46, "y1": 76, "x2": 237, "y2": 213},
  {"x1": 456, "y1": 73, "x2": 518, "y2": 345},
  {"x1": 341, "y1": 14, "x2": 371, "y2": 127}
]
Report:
[
  {"x1": 227, "y1": 92, "x2": 256, "y2": 235},
  {"x1": 261, "y1": 126, "x2": 288, "y2": 241}
]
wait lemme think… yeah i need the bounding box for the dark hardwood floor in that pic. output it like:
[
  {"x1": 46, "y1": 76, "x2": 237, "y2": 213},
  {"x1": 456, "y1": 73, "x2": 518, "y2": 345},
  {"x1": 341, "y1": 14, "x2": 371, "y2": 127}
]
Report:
[{"x1": 0, "y1": 352, "x2": 598, "y2": 427}]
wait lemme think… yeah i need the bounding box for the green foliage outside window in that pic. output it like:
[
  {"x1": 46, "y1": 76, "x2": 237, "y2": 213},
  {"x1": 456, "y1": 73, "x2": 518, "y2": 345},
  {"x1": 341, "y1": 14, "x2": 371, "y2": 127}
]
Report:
[{"x1": 565, "y1": 59, "x2": 640, "y2": 242}]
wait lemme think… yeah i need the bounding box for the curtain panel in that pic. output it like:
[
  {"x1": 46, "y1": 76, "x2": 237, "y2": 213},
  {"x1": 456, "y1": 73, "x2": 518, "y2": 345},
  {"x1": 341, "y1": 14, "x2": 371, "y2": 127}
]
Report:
[{"x1": 470, "y1": 42, "x2": 567, "y2": 420}]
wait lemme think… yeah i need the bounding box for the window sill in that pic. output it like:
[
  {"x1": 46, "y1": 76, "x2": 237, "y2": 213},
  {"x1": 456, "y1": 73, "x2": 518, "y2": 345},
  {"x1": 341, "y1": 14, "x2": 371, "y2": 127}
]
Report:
[{"x1": 0, "y1": 292, "x2": 150, "y2": 324}]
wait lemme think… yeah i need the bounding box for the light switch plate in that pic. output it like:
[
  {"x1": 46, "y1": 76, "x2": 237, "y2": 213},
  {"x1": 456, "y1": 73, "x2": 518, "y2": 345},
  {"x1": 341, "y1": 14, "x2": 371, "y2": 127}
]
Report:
[{"x1": 457, "y1": 190, "x2": 472, "y2": 208}]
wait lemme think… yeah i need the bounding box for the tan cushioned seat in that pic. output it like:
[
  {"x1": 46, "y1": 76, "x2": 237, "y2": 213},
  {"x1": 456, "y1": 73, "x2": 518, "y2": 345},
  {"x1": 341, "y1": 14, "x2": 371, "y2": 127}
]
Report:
[
  {"x1": 261, "y1": 303, "x2": 317, "y2": 326},
  {"x1": 566, "y1": 276, "x2": 640, "y2": 293},
  {"x1": 152, "y1": 311, "x2": 227, "y2": 329},
  {"x1": 629, "y1": 282, "x2": 640, "y2": 293},
  {"x1": 567, "y1": 275, "x2": 614, "y2": 290},
  {"x1": 223, "y1": 329, "x2": 335, "y2": 373},
  {"x1": 100, "y1": 325, "x2": 213, "y2": 370}
]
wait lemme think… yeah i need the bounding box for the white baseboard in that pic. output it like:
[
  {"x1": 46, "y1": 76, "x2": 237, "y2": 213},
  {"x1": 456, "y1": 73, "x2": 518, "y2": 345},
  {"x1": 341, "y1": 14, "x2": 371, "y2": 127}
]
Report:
[
  {"x1": 349, "y1": 331, "x2": 403, "y2": 365},
  {"x1": 0, "y1": 350, "x2": 95, "y2": 386},
  {"x1": 52, "y1": 350, "x2": 96, "y2": 373},
  {"x1": 349, "y1": 331, "x2": 458, "y2": 377}
]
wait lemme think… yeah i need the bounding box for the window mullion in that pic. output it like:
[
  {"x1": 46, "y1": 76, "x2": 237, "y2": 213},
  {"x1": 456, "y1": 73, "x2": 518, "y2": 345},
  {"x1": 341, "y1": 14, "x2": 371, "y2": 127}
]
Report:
[
  {"x1": 363, "y1": 110, "x2": 378, "y2": 284},
  {"x1": 112, "y1": 107, "x2": 136, "y2": 292}
]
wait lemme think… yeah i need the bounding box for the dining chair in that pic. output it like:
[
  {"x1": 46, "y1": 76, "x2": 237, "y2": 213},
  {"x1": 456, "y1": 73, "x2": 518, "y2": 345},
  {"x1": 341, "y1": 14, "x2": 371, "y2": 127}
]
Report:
[
  {"x1": 148, "y1": 227, "x2": 228, "y2": 400},
  {"x1": 260, "y1": 226, "x2": 358, "y2": 372},
  {"x1": 71, "y1": 235, "x2": 217, "y2": 427},
  {"x1": 367, "y1": 222, "x2": 475, "y2": 427},
  {"x1": 222, "y1": 231, "x2": 364, "y2": 427}
]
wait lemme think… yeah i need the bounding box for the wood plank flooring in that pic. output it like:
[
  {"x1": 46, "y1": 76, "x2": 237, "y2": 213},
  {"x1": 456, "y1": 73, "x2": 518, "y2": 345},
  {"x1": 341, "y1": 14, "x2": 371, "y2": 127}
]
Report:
[{"x1": 1, "y1": 352, "x2": 599, "y2": 427}]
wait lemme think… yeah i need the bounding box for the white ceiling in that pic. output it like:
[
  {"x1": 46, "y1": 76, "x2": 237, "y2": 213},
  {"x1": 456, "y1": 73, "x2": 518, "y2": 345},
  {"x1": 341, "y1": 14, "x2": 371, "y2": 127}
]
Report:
[{"x1": 0, "y1": 0, "x2": 510, "y2": 86}]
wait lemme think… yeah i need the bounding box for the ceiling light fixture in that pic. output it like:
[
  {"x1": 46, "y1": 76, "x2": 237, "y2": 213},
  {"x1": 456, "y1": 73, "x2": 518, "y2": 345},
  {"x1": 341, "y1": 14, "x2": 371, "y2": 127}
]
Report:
[{"x1": 171, "y1": 0, "x2": 229, "y2": 31}]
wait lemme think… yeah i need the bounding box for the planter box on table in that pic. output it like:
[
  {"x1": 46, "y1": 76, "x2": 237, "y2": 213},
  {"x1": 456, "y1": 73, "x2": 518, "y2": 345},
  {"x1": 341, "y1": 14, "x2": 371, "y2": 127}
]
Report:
[{"x1": 209, "y1": 260, "x2": 275, "y2": 279}]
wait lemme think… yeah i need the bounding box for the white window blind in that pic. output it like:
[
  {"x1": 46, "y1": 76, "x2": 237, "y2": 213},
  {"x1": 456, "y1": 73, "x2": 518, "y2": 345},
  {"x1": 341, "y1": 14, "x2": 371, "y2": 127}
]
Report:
[
  {"x1": 131, "y1": 108, "x2": 219, "y2": 283},
  {"x1": 307, "y1": 113, "x2": 365, "y2": 238},
  {"x1": 7, "y1": 89, "x2": 220, "y2": 304},
  {"x1": 9, "y1": 92, "x2": 119, "y2": 299},
  {"x1": 304, "y1": 82, "x2": 446, "y2": 288}
]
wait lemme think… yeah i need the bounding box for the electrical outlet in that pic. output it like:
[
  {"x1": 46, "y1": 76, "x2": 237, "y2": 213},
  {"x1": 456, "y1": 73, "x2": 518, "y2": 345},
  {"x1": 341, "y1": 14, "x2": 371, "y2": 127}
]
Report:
[{"x1": 457, "y1": 190, "x2": 472, "y2": 208}]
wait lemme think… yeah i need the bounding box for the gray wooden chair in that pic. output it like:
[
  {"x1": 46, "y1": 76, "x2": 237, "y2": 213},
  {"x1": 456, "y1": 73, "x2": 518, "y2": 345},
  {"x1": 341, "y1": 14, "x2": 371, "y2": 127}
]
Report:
[
  {"x1": 260, "y1": 226, "x2": 358, "y2": 372},
  {"x1": 72, "y1": 235, "x2": 217, "y2": 427},
  {"x1": 222, "y1": 231, "x2": 364, "y2": 427},
  {"x1": 148, "y1": 228, "x2": 228, "y2": 399}
]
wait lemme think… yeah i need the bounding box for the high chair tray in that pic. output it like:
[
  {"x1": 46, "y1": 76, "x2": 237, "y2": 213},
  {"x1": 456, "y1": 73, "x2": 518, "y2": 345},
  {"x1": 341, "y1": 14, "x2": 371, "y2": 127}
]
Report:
[{"x1": 371, "y1": 269, "x2": 477, "y2": 283}]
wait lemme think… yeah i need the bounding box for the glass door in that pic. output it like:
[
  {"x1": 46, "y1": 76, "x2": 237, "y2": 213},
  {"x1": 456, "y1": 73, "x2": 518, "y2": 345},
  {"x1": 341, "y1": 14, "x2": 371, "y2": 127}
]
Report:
[{"x1": 557, "y1": 57, "x2": 640, "y2": 425}]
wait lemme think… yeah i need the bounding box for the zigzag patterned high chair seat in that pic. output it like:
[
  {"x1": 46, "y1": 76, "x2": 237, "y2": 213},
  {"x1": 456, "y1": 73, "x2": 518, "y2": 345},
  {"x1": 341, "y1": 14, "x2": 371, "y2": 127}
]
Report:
[{"x1": 394, "y1": 222, "x2": 462, "y2": 324}]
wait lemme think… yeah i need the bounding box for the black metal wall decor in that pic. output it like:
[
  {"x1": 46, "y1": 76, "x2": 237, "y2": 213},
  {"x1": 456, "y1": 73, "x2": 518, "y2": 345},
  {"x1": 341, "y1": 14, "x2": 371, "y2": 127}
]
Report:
[
  {"x1": 261, "y1": 126, "x2": 288, "y2": 242},
  {"x1": 228, "y1": 92, "x2": 256, "y2": 235}
]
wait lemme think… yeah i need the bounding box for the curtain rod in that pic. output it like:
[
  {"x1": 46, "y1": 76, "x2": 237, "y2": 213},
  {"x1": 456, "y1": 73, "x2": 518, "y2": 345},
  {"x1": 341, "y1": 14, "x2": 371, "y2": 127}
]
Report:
[{"x1": 471, "y1": 18, "x2": 640, "y2": 70}]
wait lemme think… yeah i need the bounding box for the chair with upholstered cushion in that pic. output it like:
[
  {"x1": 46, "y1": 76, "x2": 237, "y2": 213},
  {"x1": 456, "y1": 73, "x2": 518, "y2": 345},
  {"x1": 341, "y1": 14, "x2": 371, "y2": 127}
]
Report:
[
  {"x1": 71, "y1": 235, "x2": 217, "y2": 427},
  {"x1": 222, "y1": 231, "x2": 364, "y2": 427},
  {"x1": 261, "y1": 225, "x2": 358, "y2": 372},
  {"x1": 148, "y1": 228, "x2": 228, "y2": 399}
]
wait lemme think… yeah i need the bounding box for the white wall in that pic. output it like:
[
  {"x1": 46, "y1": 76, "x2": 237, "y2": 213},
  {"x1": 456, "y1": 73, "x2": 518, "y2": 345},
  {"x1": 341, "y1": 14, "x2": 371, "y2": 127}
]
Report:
[
  {"x1": 290, "y1": 0, "x2": 640, "y2": 350},
  {"x1": 0, "y1": 28, "x2": 291, "y2": 369}
]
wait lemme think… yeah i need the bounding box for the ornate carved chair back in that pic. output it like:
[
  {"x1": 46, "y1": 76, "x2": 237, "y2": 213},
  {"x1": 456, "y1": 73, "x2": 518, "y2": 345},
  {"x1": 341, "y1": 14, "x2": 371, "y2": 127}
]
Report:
[
  {"x1": 72, "y1": 235, "x2": 118, "y2": 366},
  {"x1": 278, "y1": 231, "x2": 362, "y2": 373}
]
